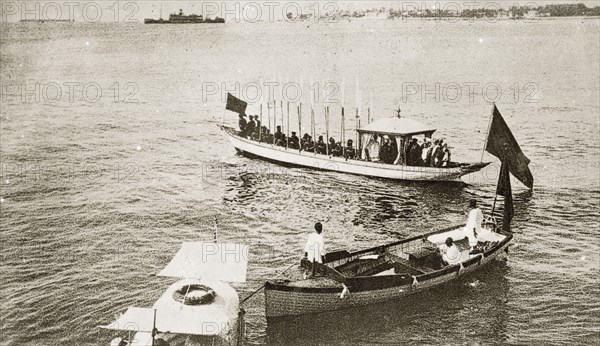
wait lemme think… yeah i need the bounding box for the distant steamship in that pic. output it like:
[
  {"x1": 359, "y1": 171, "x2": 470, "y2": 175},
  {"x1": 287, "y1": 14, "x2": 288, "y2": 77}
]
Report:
[{"x1": 144, "y1": 9, "x2": 224, "y2": 24}]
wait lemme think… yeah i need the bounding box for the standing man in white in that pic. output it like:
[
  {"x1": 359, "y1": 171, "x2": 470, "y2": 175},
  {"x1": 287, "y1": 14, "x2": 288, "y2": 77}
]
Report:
[
  {"x1": 465, "y1": 199, "x2": 484, "y2": 248},
  {"x1": 304, "y1": 222, "x2": 326, "y2": 276}
]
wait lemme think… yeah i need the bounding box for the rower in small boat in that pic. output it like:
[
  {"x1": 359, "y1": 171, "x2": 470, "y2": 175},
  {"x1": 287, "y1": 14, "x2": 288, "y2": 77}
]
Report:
[{"x1": 304, "y1": 222, "x2": 326, "y2": 276}]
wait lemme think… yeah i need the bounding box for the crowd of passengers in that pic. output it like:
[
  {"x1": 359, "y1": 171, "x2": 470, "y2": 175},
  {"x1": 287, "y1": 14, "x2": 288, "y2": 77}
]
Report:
[{"x1": 238, "y1": 113, "x2": 452, "y2": 167}]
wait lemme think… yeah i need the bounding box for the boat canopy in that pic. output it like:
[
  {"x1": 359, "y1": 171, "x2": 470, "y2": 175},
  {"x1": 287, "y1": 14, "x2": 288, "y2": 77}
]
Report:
[
  {"x1": 159, "y1": 242, "x2": 249, "y2": 283},
  {"x1": 357, "y1": 117, "x2": 436, "y2": 137},
  {"x1": 99, "y1": 306, "x2": 228, "y2": 336}
]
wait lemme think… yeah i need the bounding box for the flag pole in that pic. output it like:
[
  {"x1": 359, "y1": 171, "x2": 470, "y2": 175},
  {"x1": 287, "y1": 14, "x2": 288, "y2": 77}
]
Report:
[
  {"x1": 267, "y1": 102, "x2": 271, "y2": 145},
  {"x1": 311, "y1": 107, "x2": 316, "y2": 156},
  {"x1": 480, "y1": 103, "x2": 495, "y2": 162},
  {"x1": 151, "y1": 308, "x2": 157, "y2": 346},
  {"x1": 273, "y1": 100, "x2": 277, "y2": 145},
  {"x1": 325, "y1": 106, "x2": 330, "y2": 155},
  {"x1": 259, "y1": 103, "x2": 263, "y2": 143},
  {"x1": 341, "y1": 107, "x2": 346, "y2": 157},
  {"x1": 298, "y1": 104, "x2": 302, "y2": 150},
  {"x1": 356, "y1": 108, "x2": 360, "y2": 153}
]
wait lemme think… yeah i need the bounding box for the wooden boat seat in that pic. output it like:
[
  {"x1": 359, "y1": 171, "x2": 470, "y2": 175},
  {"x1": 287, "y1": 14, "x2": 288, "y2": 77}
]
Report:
[
  {"x1": 384, "y1": 251, "x2": 434, "y2": 274},
  {"x1": 335, "y1": 255, "x2": 388, "y2": 277}
]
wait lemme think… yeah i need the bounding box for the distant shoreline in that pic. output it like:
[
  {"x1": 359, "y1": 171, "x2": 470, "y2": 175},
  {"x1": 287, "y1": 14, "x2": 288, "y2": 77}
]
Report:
[{"x1": 4, "y1": 15, "x2": 600, "y2": 25}]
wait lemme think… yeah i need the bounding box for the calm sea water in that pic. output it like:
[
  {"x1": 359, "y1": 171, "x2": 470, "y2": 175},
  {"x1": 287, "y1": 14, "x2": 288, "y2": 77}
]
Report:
[{"x1": 1, "y1": 18, "x2": 599, "y2": 345}]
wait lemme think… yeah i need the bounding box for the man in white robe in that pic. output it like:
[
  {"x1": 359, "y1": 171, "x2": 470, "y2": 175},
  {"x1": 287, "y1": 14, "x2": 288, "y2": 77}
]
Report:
[
  {"x1": 465, "y1": 199, "x2": 484, "y2": 247},
  {"x1": 364, "y1": 134, "x2": 380, "y2": 162},
  {"x1": 304, "y1": 222, "x2": 326, "y2": 264}
]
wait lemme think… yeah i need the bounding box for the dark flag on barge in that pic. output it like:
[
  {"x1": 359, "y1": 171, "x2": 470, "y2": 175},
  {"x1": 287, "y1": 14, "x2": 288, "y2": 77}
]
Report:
[
  {"x1": 226, "y1": 93, "x2": 248, "y2": 115},
  {"x1": 485, "y1": 104, "x2": 532, "y2": 231},
  {"x1": 485, "y1": 104, "x2": 534, "y2": 189}
]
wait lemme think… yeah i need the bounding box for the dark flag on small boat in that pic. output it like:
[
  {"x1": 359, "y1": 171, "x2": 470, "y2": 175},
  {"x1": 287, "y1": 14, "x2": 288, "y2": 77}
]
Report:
[
  {"x1": 485, "y1": 104, "x2": 534, "y2": 189},
  {"x1": 226, "y1": 93, "x2": 247, "y2": 115},
  {"x1": 496, "y1": 162, "x2": 514, "y2": 231}
]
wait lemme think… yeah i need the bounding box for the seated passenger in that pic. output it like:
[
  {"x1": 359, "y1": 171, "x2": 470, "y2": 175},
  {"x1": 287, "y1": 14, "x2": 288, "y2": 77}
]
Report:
[
  {"x1": 423, "y1": 141, "x2": 433, "y2": 166},
  {"x1": 434, "y1": 139, "x2": 445, "y2": 167},
  {"x1": 441, "y1": 144, "x2": 451, "y2": 167},
  {"x1": 261, "y1": 126, "x2": 273, "y2": 143},
  {"x1": 429, "y1": 140, "x2": 441, "y2": 167},
  {"x1": 288, "y1": 132, "x2": 300, "y2": 149},
  {"x1": 274, "y1": 126, "x2": 283, "y2": 143},
  {"x1": 407, "y1": 138, "x2": 422, "y2": 166},
  {"x1": 316, "y1": 136, "x2": 327, "y2": 155},
  {"x1": 238, "y1": 113, "x2": 247, "y2": 134},
  {"x1": 328, "y1": 137, "x2": 336, "y2": 155},
  {"x1": 244, "y1": 115, "x2": 256, "y2": 139},
  {"x1": 379, "y1": 138, "x2": 393, "y2": 164},
  {"x1": 364, "y1": 134, "x2": 380, "y2": 161},
  {"x1": 344, "y1": 139, "x2": 356, "y2": 160},
  {"x1": 301, "y1": 133, "x2": 311, "y2": 150},
  {"x1": 276, "y1": 134, "x2": 287, "y2": 147},
  {"x1": 254, "y1": 117, "x2": 261, "y2": 129},
  {"x1": 330, "y1": 138, "x2": 342, "y2": 157},
  {"x1": 439, "y1": 237, "x2": 461, "y2": 265}
]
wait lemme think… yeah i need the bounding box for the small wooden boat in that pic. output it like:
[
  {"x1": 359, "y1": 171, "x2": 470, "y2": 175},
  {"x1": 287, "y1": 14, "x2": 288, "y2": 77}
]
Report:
[
  {"x1": 264, "y1": 223, "x2": 511, "y2": 318},
  {"x1": 100, "y1": 242, "x2": 248, "y2": 346},
  {"x1": 264, "y1": 104, "x2": 534, "y2": 318},
  {"x1": 220, "y1": 93, "x2": 490, "y2": 182}
]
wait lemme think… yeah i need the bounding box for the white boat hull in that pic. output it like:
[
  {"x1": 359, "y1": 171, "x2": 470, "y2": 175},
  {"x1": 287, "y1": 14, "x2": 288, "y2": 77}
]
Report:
[{"x1": 220, "y1": 126, "x2": 488, "y2": 182}]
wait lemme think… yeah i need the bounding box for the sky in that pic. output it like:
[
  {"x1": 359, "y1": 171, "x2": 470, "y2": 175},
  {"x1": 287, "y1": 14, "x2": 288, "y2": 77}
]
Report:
[{"x1": 1, "y1": 0, "x2": 599, "y2": 23}]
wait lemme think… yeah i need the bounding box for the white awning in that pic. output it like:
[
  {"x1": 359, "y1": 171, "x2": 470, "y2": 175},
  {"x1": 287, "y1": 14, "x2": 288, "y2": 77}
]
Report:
[
  {"x1": 100, "y1": 307, "x2": 229, "y2": 336},
  {"x1": 358, "y1": 117, "x2": 436, "y2": 136},
  {"x1": 158, "y1": 242, "x2": 249, "y2": 283}
]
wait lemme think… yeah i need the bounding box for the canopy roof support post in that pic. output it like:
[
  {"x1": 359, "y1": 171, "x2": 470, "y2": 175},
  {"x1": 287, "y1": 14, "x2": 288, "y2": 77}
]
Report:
[{"x1": 286, "y1": 101, "x2": 290, "y2": 149}]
